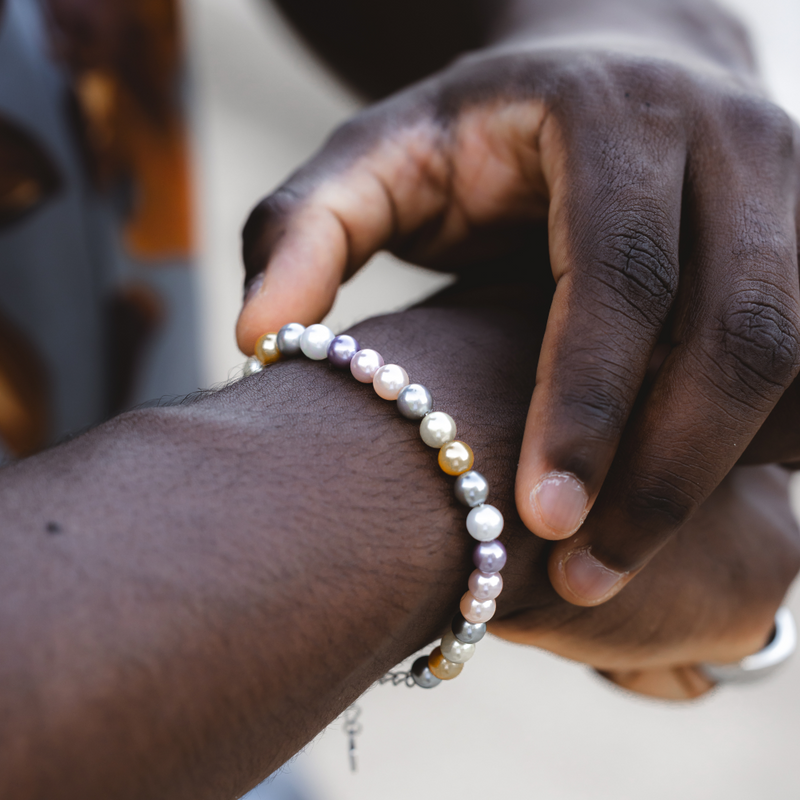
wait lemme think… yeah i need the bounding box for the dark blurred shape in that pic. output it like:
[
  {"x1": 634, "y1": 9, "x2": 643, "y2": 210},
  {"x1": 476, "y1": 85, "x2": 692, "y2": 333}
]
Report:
[
  {"x1": 0, "y1": 115, "x2": 62, "y2": 229},
  {"x1": 268, "y1": 0, "x2": 486, "y2": 99},
  {"x1": 0, "y1": 310, "x2": 50, "y2": 458},
  {"x1": 105, "y1": 282, "x2": 164, "y2": 415}
]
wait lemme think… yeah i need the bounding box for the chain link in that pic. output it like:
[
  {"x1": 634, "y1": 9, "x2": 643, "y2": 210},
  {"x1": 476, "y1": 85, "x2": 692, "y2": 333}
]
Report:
[
  {"x1": 343, "y1": 704, "x2": 362, "y2": 773},
  {"x1": 342, "y1": 670, "x2": 418, "y2": 770},
  {"x1": 377, "y1": 670, "x2": 417, "y2": 688}
]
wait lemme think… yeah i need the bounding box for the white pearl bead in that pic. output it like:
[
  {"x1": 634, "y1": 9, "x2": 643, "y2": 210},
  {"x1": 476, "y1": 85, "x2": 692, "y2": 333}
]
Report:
[
  {"x1": 440, "y1": 631, "x2": 475, "y2": 664},
  {"x1": 466, "y1": 504, "x2": 504, "y2": 542},
  {"x1": 419, "y1": 412, "x2": 456, "y2": 448},
  {"x1": 468, "y1": 569, "x2": 503, "y2": 601},
  {"x1": 299, "y1": 324, "x2": 335, "y2": 360},
  {"x1": 373, "y1": 364, "x2": 409, "y2": 400},
  {"x1": 242, "y1": 356, "x2": 263, "y2": 377}
]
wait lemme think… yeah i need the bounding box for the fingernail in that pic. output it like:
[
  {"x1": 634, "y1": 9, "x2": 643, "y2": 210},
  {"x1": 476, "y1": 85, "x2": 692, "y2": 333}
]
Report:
[
  {"x1": 530, "y1": 471, "x2": 588, "y2": 537},
  {"x1": 563, "y1": 548, "x2": 624, "y2": 604},
  {"x1": 243, "y1": 273, "x2": 264, "y2": 305}
]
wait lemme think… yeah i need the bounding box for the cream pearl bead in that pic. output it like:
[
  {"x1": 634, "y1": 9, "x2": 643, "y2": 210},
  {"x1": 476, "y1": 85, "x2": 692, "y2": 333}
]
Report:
[
  {"x1": 468, "y1": 569, "x2": 503, "y2": 601},
  {"x1": 460, "y1": 591, "x2": 496, "y2": 624},
  {"x1": 466, "y1": 504, "x2": 504, "y2": 542},
  {"x1": 440, "y1": 631, "x2": 475, "y2": 664},
  {"x1": 419, "y1": 412, "x2": 456, "y2": 448},
  {"x1": 373, "y1": 364, "x2": 409, "y2": 400},
  {"x1": 299, "y1": 324, "x2": 335, "y2": 360}
]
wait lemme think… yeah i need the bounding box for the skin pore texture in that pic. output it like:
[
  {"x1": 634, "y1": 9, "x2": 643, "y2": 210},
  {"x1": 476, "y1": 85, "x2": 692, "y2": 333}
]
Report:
[
  {"x1": 0, "y1": 278, "x2": 797, "y2": 799},
  {"x1": 238, "y1": 0, "x2": 800, "y2": 610}
]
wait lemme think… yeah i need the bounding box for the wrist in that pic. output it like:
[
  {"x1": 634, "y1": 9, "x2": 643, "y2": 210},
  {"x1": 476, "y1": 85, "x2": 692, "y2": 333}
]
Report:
[{"x1": 482, "y1": 0, "x2": 757, "y2": 80}]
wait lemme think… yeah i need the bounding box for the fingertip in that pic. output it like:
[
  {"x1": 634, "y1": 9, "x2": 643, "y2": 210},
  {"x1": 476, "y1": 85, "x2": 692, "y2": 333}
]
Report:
[
  {"x1": 516, "y1": 469, "x2": 589, "y2": 540},
  {"x1": 547, "y1": 541, "x2": 630, "y2": 607},
  {"x1": 236, "y1": 229, "x2": 347, "y2": 355}
]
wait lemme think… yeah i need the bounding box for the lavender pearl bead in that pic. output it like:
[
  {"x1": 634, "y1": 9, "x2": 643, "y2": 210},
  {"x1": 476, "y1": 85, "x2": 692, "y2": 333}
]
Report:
[
  {"x1": 327, "y1": 335, "x2": 360, "y2": 368},
  {"x1": 473, "y1": 540, "x2": 507, "y2": 573},
  {"x1": 350, "y1": 349, "x2": 384, "y2": 383}
]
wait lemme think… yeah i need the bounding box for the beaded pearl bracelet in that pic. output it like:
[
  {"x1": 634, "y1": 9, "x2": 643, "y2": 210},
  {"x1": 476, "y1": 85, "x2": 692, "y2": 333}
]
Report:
[{"x1": 243, "y1": 322, "x2": 507, "y2": 689}]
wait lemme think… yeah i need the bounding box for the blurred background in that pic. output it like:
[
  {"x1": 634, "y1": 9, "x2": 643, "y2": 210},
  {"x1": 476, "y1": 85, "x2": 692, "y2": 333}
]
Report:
[{"x1": 183, "y1": 1, "x2": 800, "y2": 798}]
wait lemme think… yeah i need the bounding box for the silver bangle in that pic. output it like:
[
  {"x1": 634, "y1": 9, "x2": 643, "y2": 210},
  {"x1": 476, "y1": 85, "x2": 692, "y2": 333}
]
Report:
[{"x1": 699, "y1": 607, "x2": 796, "y2": 685}]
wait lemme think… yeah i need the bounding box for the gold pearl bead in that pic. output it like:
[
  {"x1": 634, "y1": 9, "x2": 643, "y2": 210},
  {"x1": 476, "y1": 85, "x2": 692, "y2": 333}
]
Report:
[
  {"x1": 428, "y1": 646, "x2": 464, "y2": 680},
  {"x1": 255, "y1": 332, "x2": 281, "y2": 365},
  {"x1": 438, "y1": 440, "x2": 474, "y2": 476}
]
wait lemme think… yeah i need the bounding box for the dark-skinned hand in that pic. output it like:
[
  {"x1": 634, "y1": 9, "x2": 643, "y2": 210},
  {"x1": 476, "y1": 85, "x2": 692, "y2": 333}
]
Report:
[
  {"x1": 400, "y1": 279, "x2": 800, "y2": 701},
  {"x1": 236, "y1": 20, "x2": 800, "y2": 608}
]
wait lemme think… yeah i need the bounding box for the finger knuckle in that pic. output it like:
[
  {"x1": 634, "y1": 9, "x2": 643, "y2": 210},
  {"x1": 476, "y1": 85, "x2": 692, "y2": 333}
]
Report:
[
  {"x1": 721, "y1": 94, "x2": 796, "y2": 160},
  {"x1": 554, "y1": 54, "x2": 685, "y2": 108},
  {"x1": 557, "y1": 369, "x2": 632, "y2": 443},
  {"x1": 241, "y1": 185, "x2": 304, "y2": 260},
  {"x1": 593, "y1": 221, "x2": 679, "y2": 326},
  {"x1": 717, "y1": 287, "x2": 800, "y2": 391},
  {"x1": 623, "y1": 470, "x2": 697, "y2": 538}
]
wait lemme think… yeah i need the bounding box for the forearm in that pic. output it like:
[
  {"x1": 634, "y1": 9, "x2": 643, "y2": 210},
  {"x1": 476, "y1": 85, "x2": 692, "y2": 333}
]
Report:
[
  {"x1": 268, "y1": 0, "x2": 755, "y2": 99},
  {"x1": 0, "y1": 293, "x2": 540, "y2": 799}
]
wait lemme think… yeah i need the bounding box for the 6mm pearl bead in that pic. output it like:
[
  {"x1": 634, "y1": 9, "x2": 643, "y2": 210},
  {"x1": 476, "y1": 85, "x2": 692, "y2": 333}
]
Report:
[
  {"x1": 255, "y1": 332, "x2": 281, "y2": 365},
  {"x1": 468, "y1": 569, "x2": 503, "y2": 601},
  {"x1": 350, "y1": 349, "x2": 385, "y2": 383},
  {"x1": 460, "y1": 592, "x2": 496, "y2": 624},
  {"x1": 276, "y1": 323, "x2": 305, "y2": 356},
  {"x1": 300, "y1": 324, "x2": 335, "y2": 360},
  {"x1": 373, "y1": 364, "x2": 409, "y2": 400},
  {"x1": 454, "y1": 470, "x2": 489, "y2": 507},
  {"x1": 411, "y1": 655, "x2": 442, "y2": 688},
  {"x1": 473, "y1": 540, "x2": 507, "y2": 573},
  {"x1": 428, "y1": 646, "x2": 464, "y2": 680},
  {"x1": 451, "y1": 612, "x2": 487, "y2": 644},
  {"x1": 466, "y1": 504, "x2": 504, "y2": 541},
  {"x1": 242, "y1": 356, "x2": 263, "y2": 377},
  {"x1": 438, "y1": 440, "x2": 474, "y2": 476},
  {"x1": 419, "y1": 412, "x2": 456, "y2": 448},
  {"x1": 440, "y1": 631, "x2": 475, "y2": 664},
  {"x1": 327, "y1": 334, "x2": 360, "y2": 368},
  {"x1": 396, "y1": 383, "x2": 433, "y2": 419}
]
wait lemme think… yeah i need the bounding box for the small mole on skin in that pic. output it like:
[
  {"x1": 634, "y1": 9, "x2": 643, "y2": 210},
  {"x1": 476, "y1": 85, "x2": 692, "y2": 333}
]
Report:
[
  {"x1": 46, "y1": 521, "x2": 62, "y2": 535},
  {"x1": 625, "y1": 92, "x2": 630, "y2": 98},
  {"x1": 645, "y1": 101, "x2": 651, "y2": 107}
]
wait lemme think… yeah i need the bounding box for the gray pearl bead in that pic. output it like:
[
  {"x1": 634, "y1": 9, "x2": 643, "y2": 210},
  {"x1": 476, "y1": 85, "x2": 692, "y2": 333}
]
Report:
[
  {"x1": 454, "y1": 470, "x2": 489, "y2": 508},
  {"x1": 451, "y1": 612, "x2": 487, "y2": 644},
  {"x1": 411, "y1": 655, "x2": 442, "y2": 688},
  {"x1": 396, "y1": 384, "x2": 433, "y2": 419},
  {"x1": 276, "y1": 323, "x2": 305, "y2": 356}
]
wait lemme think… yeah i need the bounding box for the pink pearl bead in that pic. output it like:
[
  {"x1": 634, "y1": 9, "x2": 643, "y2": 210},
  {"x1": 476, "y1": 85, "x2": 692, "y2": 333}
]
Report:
[
  {"x1": 373, "y1": 364, "x2": 409, "y2": 400},
  {"x1": 460, "y1": 591, "x2": 496, "y2": 624},
  {"x1": 468, "y1": 569, "x2": 503, "y2": 601},
  {"x1": 350, "y1": 349, "x2": 384, "y2": 383}
]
